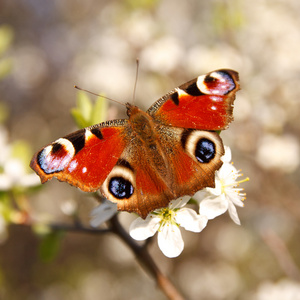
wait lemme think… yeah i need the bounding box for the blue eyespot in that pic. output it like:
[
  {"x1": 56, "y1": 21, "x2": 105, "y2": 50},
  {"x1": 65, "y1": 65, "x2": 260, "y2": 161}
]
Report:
[
  {"x1": 109, "y1": 177, "x2": 134, "y2": 199},
  {"x1": 195, "y1": 138, "x2": 215, "y2": 163}
]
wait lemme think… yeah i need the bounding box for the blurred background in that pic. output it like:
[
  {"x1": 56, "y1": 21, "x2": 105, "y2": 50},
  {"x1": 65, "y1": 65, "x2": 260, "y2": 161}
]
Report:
[{"x1": 0, "y1": 0, "x2": 300, "y2": 299}]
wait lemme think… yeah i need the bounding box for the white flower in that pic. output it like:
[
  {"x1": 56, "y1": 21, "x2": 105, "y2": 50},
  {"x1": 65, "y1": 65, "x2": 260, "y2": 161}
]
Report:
[
  {"x1": 0, "y1": 126, "x2": 40, "y2": 191},
  {"x1": 129, "y1": 196, "x2": 208, "y2": 258},
  {"x1": 0, "y1": 158, "x2": 41, "y2": 190},
  {"x1": 194, "y1": 146, "x2": 248, "y2": 225},
  {"x1": 90, "y1": 199, "x2": 118, "y2": 228}
]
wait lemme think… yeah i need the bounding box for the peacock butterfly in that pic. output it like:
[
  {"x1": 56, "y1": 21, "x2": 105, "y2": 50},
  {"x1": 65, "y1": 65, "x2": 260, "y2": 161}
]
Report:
[{"x1": 30, "y1": 69, "x2": 239, "y2": 219}]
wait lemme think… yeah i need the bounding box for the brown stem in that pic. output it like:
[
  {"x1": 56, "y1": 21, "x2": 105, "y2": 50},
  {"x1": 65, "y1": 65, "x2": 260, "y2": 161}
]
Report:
[
  {"x1": 109, "y1": 214, "x2": 186, "y2": 300},
  {"x1": 45, "y1": 211, "x2": 185, "y2": 299},
  {"x1": 49, "y1": 223, "x2": 110, "y2": 235}
]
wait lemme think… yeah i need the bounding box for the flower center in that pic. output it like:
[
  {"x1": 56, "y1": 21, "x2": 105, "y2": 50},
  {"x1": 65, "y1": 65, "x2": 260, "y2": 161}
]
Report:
[{"x1": 152, "y1": 207, "x2": 178, "y2": 230}]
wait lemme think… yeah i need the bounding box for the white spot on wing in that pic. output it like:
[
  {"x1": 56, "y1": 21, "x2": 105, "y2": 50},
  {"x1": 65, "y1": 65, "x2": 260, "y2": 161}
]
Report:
[
  {"x1": 175, "y1": 87, "x2": 188, "y2": 97},
  {"x1": 85, "y1": 129, "x2": 93, "y2": 141},
  {"x1": 211, "y1": 96, "x2": 220, "y2": 102},
  {"x1": 68, "y1": 160, "x2": 78, "y2": 172}
]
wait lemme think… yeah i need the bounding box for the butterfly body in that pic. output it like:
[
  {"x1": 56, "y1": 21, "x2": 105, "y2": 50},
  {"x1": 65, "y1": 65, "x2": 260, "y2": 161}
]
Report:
[{"x1": 30, "y1": 69, "x2": 239, "y2": 218}]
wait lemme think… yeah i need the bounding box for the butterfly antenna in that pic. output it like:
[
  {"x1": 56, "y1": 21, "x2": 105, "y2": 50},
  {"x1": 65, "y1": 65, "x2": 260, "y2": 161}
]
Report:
[
  {"x1": 74, "y1": 86, "x2": 126, "y2": 107},
  {"x1": 132, "y1": 58, "x2": 139, "y2": 104}
]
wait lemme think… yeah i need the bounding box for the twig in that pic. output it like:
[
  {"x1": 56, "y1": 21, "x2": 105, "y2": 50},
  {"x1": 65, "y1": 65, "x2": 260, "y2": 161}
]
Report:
[
  {"x1": 109, "y1": 214, "x2": 186, "y2": 300},
  {"x1": 49, "y1": 223, "x2": 110, "y2": 235},
  {"x1": 47, "y1": 215, "x2": 186, "y2": 300}
]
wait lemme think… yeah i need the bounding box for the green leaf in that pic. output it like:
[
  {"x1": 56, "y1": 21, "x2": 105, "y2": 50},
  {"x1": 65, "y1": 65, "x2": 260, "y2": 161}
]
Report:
[
  {"x1": 39, "y1": 230, "x2": 64, "y2": 262},
  {"x1": 71, "y1": 91, "x2": 108, "y2": 128},
  {"x1": 77, "y1": 91, "x2": 92, "y2": 122},
  {"x1": 91, "y1": 96, "x2": 108, "y2": 124},
  {"x1": 70, "y1": 108, "x2": 89, "y2": 129}
]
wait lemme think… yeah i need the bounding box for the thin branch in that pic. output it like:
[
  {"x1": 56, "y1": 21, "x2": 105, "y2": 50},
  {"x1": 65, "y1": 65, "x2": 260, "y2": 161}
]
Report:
[
  {"x1": 109, "y1": 214, "x2": 186, "y2": 300},
  {"x1": 49, "y1": 223, "x2": 110, "y2": 235},
  {"x1": 47, "y1": 214, "x2": 186, "y2": 300}
]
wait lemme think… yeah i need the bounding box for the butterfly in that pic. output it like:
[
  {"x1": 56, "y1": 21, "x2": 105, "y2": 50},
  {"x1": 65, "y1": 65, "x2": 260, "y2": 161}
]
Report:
[{"x1": 30, "y1": 69, "x2": 239, "y2": 219}]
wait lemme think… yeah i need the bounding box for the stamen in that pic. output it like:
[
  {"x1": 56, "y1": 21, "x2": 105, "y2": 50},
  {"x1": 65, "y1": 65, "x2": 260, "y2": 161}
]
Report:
[
  {"x1": 238, "y1": 177, "x2": 250, "y2": 184},
  {"x1": 156, "y1": 207, "x2": 179, "y2": 231}
]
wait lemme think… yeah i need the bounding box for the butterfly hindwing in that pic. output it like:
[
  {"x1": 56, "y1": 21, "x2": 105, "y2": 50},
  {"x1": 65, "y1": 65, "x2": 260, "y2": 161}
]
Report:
[
  {"x1": 98, "y1": 124, "x2": 225, "y2": 219},
  {"x1": 101, "y1": 148, "x2": 172, "y2": 218}
]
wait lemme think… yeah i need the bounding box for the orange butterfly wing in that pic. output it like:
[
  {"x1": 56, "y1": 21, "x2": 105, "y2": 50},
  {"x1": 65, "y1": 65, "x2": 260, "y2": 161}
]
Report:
[
  {"x1": 30, "y1": 120, "x2": 129, "y2": 192},
  {"x1": 147, "y1": 69, "x2": 239, "y2": 130}
]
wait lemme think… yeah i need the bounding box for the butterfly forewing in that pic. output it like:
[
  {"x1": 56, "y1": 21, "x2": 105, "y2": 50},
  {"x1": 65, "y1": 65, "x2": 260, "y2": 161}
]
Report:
[
  {"x1": 147, "y1": 69, "x2": 239, "y2": 130},
  {"x1": 30, "y1": 120, "x2": 129, "y2": 192}
]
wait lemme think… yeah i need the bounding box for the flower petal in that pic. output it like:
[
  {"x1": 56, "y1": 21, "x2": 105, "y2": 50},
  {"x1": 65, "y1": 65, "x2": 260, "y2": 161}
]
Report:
[
  {"x1": 129, "y1": 215, "x2": 160, "y2": 240},
  {"x1": 193, "y1": 189, "x2": 209, "y2": 201},
  {"x1": 90, "y1": 200, "x2": 118, "y2": 227},
  {"x1": 200, "y1": 195, "x2": 228, "y2": 219},
  {"x1": 175, "y1": 208, "x2": 208, "y2": 232},
  {"x1": 218, "y1": 163, "x2": 238, "y2": 183},
  {"x1": 221, "y1": 146, "x2": 232, "y2": 163},
  {"x1": 169, "y1": 196, "x2": 191, "y2": 209},
  {"x1": 158, "y1": 224, "x2": 184, "y2": 258},
  {"x1": 206, "y1": 179, "x2": 222, "y2": 196},
  {"x1": 227, "y1": 200, "x2": 241, "y2": 225},
  {"x1": 226, "y1": 190, "x2": 245, "y2": 207}
]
